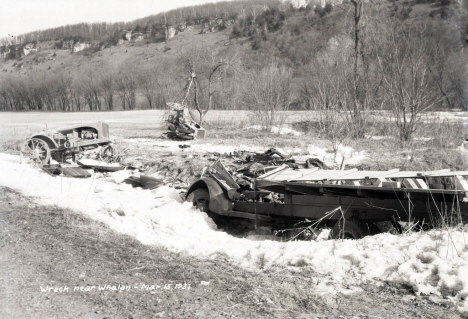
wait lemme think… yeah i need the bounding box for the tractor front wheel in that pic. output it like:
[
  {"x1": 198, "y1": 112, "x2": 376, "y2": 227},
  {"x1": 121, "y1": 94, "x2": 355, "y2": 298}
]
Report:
[{"x1": 20, "y1": 138, "x2": 51, "y2": 166}]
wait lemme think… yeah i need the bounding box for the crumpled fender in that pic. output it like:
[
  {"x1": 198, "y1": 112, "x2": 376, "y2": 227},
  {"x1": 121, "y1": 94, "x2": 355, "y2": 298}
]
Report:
[
  {"x1": 30, "y1": 134, "x2": 59, "y2": 149},
  {"x1": 186, "y1": 177, "x2": 232, "y2": 214}
]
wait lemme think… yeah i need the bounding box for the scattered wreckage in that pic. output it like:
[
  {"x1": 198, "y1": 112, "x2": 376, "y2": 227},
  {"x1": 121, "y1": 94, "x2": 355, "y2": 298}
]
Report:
[
  {"x1": 19, "y1": 121, "x2": 468, "y2": 240},
  {"x1": 186, "y1": 160, "x2": 468, "y2": 239},
  {"x1": 165, "y1": 102, "x2": 205, "y2": 140}
]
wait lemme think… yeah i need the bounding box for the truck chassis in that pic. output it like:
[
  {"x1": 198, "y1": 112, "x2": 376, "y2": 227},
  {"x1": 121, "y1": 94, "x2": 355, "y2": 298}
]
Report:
[{"x1": 186, "y1": 161, "x2": 468, "y2": 239}]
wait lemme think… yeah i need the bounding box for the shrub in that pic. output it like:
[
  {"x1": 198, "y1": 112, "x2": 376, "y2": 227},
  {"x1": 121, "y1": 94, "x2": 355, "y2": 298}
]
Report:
[
  {"x1": 231, "y1": 25, "x2": 242, "y2": 39},
  {"x1": 250, "y1": 35, "x2": 262, "y2": 50}
]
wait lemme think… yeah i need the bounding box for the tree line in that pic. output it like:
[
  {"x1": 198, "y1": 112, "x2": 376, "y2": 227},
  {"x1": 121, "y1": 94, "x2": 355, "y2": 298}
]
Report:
[
  {"x1": 0, "y1": 0, "x2": 466, "y2": 142},
  {"x1": 1, "y1": 0, "x2": 282, "y2": 47}
]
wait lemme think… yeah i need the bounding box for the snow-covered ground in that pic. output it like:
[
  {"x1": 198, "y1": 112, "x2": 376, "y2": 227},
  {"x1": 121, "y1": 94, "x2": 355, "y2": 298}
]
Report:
[
  {"x1": 122, "y1": 139, "x2": 366, "y2": 168},
  {"x1": 122, "y1": 138, "x2": 270, "y2": 154},
  {"x1": 2, "y1": 152, "x2": 468, "y2": 310},
  {"x1": 307, "y1": 144, "x2": 368, "y2": 166},
  {"x1": 245, "y1": 125, "x2": 303, "y2": 136}
]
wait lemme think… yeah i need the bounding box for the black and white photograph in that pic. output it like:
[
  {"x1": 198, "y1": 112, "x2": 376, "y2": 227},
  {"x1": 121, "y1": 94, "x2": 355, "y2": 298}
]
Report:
[{"x1": 1, "y1": 0, "x2": 468, "y2": 318}]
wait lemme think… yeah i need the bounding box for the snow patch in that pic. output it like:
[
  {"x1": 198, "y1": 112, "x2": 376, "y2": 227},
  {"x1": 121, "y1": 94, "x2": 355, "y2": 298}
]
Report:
[
  {"x1": 459, "y1": 141, "x2": 468, "y2": 155},
  {"x1": 246, "y1": 125, "x2": 302, "y2": 136},
  {"x1": 307, "y1": 144, "x2": 367, "y2": 167},
  {"x1": 121, "y1": 139, "x2": 307, "y2": 159},
  {"x1": 367, "y1": 135, "x2": 391, "y2": 140}
]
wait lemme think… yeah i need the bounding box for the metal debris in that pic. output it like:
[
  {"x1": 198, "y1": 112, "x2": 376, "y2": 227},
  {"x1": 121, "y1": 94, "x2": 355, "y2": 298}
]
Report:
[{"x1": 165, "y1": 103, "x2": 205, "y2": 140}]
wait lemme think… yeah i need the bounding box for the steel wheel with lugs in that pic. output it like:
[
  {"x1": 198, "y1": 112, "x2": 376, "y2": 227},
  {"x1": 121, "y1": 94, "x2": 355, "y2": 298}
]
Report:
[{"x1": 20, "y1": 138, "x2": 51, "y2": 165}]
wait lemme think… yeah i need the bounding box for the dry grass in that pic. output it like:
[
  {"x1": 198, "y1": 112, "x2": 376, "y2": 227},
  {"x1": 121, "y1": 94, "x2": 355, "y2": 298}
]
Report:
[
  {"x1": 0, "y1": 110, "x2": 466, "y2": 172},
  {"x1": 1, "y1": 187, "x2": 463, "y2": 318}
]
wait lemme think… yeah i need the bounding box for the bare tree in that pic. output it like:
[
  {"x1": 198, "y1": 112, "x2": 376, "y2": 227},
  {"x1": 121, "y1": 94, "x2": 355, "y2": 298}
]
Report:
[
  {"x1": 332, "y1": 0, "x2": 385, "y2": 137},
  {"x1": 378, "y1": 23, "x2": 442, "y2": 141},
  {"x1": 139, "y1": 68, "x2": 161, "y2": 110},
  {"x1": 100, "y1": 71, "x2": 115, "y2": 110},
  {"x1": 80, "y1": 71, "x2": 102, "y2": 111},
  {"x1": 178, "y1": 46, "x2": 228, "y2": 125},
  {"x1": 304, "y1": 58, "x2": 353, "y2": 157},
  {"x1": 115, "y1": 67, "x2": 137, "y2": 110},
  {"x1": 241, "y1": 63, "x2": 294, "y2": 130}
]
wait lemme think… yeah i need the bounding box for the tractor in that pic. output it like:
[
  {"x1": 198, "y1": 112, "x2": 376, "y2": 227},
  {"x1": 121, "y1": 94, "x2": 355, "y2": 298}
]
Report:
[{"x1": 19, "y1": 121, "x2": 118, "y2": 165}]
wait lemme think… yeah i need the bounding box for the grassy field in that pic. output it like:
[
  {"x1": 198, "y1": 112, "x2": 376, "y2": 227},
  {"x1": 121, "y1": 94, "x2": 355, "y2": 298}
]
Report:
[{"x1": 0, "y1": 110, "x2": 466, "y2": 173}]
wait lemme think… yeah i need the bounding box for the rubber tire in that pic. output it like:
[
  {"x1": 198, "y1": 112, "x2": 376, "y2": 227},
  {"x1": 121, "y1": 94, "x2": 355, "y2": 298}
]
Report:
[
  {"x1": 187, "y1": 188, "x2": 220, "y2": 224},
  {"x1": 329, "y1": 219, "x2": 377, "y2": 240},
  {"x1": 367, "y1": 223, "x2": 382, "y2": 235},
  {"x1": 188, "y1": 188, "x2": 210, "y2": 212}
]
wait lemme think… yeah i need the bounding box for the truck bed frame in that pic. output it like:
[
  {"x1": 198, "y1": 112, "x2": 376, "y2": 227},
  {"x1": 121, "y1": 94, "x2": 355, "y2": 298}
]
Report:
[{"x1": 186, "y1": 161, "x2": 468, "y2": 238}]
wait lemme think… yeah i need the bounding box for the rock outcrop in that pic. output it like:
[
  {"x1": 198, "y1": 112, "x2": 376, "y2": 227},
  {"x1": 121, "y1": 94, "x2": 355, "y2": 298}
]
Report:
[
  {"x1": 166, "y1": 26, "x2": 177, "y2": 40},
  {"x1": 73, "y1": 42, "x2": 90, "y2": 53}
]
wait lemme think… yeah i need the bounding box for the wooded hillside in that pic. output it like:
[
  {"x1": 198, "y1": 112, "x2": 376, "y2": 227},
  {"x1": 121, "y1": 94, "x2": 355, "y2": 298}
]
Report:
[{"x1": 0, "y1": 0, "x2": 466, "y2": 139}]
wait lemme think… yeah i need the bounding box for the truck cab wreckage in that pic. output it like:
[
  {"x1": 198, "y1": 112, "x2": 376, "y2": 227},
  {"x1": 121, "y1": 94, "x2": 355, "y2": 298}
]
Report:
[{"x1": 186, "y1": 160, "x2": 468, "y2": 239}]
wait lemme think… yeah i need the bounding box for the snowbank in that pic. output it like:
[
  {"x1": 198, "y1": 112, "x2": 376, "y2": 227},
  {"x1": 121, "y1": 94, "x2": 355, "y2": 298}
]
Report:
[
  {"x1": 246, "y1": 125, "x2": 302, "y2": 136},
  {"x1": 1, "y1": 152, "x2": 468, "y2": 308},
  {"x1": 307, "y1": 144, "x2": 367, "y2": 167}
]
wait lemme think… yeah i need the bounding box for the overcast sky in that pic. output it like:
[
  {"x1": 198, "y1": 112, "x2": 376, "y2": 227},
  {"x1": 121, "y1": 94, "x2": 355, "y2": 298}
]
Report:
[{"x1": 0, "y1": 0, "x2": 219, "y2": 39}]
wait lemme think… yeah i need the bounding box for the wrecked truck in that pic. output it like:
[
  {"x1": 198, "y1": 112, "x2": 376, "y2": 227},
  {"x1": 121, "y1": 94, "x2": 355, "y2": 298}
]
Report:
[{"x1": 186, "y1": 160, "x2": 468, "y2": 239}]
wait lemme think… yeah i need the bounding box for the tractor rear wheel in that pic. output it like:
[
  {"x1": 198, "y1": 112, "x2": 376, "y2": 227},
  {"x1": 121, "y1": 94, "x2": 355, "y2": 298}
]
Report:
[
  {"x1": 20, "y1": 138, "x2": 51, "y2": 166},
  {"x1": 99, "y1": 144, "x2": 119, "y2": 163}
]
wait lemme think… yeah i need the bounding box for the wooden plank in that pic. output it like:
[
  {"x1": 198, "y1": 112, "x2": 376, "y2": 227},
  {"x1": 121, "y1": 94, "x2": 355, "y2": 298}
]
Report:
[
  {"x1": 258, "y1": 167, "x2": 468, "y2": 184},
  {"x1": 257, "y1": 165, "x2": 289, "y2": 179},
  {"x1": 283, "y1": 181, "x2": 466, "y2": 198},
  {"x1": 292, "y1": 170, "x2": 346, "y2": 181},
  {"x1": 327, "y1": 170, "x2": 379, "y2": 180},
  {"x1": 380, "y1": 171, "x2": 423, "y2": 179},
  {"x1": 60, "y1": 167, "x2": 92, "y2": 178},
  {"x1": 328, "y1": 169, "x2": 401, "y2": 180},
  {"x1": 425, "y1": 171, "x2": 468, "y2": 177},
  {"x1": 414, "y1": 179, "x2": 428, "y2": 189},
  {"x1": 403, "y1": 178, "x2": 419, "y2": 189},
  {"x1": 77, "y1": 159, "x2": 124, "y2": 172},
  {"x1": 269, "y1": 169, "x2": 313, "y2": 181},
  {"x1": 373, "y1": 178, "x2": 386, "y2": 187},
  {"x1": 374, "y1": 169, "x2": 401, "y2": 178},
  {"x1": 286, "y1": 167, "x2": 320, "y2": 181},
  {"x1": 455, "y1": 176, "x2": 468, "y2": 191},
  {"x1": 326, "y1": 168, "x2": 360, "y2": 181},
  {"x1": 423, "y1": 169, "x2": 452, "y2": 177}
]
